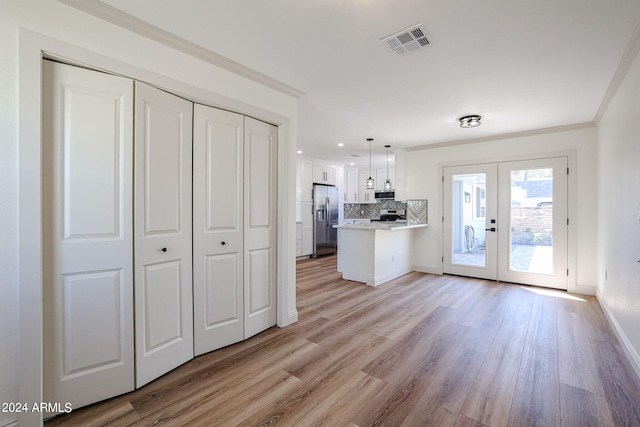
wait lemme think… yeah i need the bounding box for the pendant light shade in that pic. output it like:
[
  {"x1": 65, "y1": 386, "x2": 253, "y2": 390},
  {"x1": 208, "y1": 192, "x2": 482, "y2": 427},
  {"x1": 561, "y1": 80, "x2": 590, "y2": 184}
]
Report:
[
  {"x1": 366, "y1": 138, "x2": 374, "y2": 190},
  {"x1": 384, "y1": 145, "x2": 392, "y2": 191}
]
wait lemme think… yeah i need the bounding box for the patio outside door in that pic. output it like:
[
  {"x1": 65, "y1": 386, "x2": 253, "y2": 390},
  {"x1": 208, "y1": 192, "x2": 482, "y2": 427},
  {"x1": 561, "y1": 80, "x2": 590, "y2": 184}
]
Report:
[{"x1": 443, "y1": 157, "x2": 568, "y2": 289}]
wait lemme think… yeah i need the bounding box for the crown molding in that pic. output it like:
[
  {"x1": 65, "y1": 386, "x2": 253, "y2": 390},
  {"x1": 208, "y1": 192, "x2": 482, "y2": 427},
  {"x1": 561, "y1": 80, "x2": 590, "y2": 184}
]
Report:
[
  {"x1": 405, "y1": 122, "x2": 595, "y2": 152},
  {"x1": 57, "y1": 0, "x2": 303, "y2": 98},
  {"x1": 594, "y1": 20, "x2": 640, "y2": 125}
]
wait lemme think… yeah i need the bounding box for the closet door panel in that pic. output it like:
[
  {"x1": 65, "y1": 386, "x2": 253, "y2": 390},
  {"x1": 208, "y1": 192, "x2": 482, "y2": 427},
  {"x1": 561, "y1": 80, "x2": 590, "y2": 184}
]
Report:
[
  {"x1": 193, "y1": 104, "x2": 245, "y2": 356},
  {"x1": 134, "y1": 82, "x2": 193, "y2": 388},
  {"x1": 244, "y1": 117, "x2": 277, "y2": 338},
  {"x1": 43, "y1": 60, "x2": 135, "y2": 412}
]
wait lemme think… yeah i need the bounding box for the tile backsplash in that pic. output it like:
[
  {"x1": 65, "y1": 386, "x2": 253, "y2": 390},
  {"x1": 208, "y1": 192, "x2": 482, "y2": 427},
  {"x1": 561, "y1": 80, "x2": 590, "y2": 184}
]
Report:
[{"x1": 344, "y1": 200, "x2": 407, "y2": 219}]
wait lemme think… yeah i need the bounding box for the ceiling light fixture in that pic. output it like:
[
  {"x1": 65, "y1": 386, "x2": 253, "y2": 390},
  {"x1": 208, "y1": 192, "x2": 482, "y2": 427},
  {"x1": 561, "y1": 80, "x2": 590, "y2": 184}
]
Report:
[
  {"x1": 384, "y1": 145, "x2": 392, "y2": 191},
  {"x1": 366, "y1": 138, "x2": 374, "y2": 190},
  {"x1": 459, "y1": 115, "x2": 482, "y2": 128}
]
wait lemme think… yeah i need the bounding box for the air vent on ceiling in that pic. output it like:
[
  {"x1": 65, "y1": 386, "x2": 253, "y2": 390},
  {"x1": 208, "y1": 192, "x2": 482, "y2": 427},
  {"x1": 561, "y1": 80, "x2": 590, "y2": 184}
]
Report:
[{"x1": 381, "y1": 23, "x2": 431, "y2": 56}]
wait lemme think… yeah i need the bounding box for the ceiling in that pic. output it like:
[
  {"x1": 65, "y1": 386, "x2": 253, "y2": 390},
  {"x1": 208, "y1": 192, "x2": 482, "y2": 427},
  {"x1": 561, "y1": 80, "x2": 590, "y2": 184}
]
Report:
[{"x1": 94, "y1": 0, "x2": 640, "y2": 169}]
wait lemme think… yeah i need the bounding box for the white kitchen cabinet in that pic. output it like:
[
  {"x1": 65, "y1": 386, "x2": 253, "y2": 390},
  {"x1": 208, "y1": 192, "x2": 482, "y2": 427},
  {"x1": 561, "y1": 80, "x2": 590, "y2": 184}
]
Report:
[
  {"x1": 358, "y1": 169, "x2": 376, "y2": 203},
  {"x1": 296, "y1": 222, "x2": 302, "y2": 256},
  {"x1": 344, "y1": 169, "x2": 359, "y2": 203},
  {"x1": 376, "y1": 167, "x2": 396, "y2": 191},
  {"x1": 301, "y1": 201, "x2": 313, "y2": 255},
  {"x1": 313, "y1": 160, "x2": 336, "y2": 185},
  {"x1": 301, "y1": 158, "x2": 313, "y2": 202}
]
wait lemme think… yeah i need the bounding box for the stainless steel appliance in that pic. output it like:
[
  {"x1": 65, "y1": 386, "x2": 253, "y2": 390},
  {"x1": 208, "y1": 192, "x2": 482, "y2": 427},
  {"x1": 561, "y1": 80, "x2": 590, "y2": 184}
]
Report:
[
  {"x1": 374, "y1": 190, "x2": 395, "y2": 200},
  {"x1": 372, "y1": 209, "x2": 406, "y2": 222},
  {"x1": 313, "y1": 184, "x2": 339, "y2": 257}
]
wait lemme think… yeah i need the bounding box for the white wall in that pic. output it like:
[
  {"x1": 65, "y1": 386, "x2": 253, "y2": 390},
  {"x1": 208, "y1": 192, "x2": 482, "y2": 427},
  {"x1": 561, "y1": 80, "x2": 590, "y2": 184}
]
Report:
[
  {"x1": 404, "y1": 126, "x2": 599, "y2": 294},
  {"x1": 1, "y1": 1, "x2": 298, "y2": 425},
  {"x1": 596, "y1": 45, "x2": 640, "y2": 376}
]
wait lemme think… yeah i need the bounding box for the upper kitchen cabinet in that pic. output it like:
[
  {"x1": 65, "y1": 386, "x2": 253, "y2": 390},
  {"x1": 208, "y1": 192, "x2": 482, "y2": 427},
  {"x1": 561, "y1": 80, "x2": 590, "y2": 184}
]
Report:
[
  {"x1": 312, "y1": 160, "x2": 336, "y2": 185},
  {"x1": 344, "y1": 169, "x2": 358, "y2": 203}
]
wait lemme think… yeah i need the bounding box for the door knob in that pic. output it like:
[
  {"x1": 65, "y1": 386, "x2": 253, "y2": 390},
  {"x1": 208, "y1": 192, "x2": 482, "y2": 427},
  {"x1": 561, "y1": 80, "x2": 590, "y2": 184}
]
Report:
[
  {"x1": 161, "y1": 247, "x2": 167, "y2": 252},
  {"x1": 221, "y1": 241, "x2": 226, "y2": 246},
  {"x1": 485, "y1": 228, "x2": 496, "y2": 232}
]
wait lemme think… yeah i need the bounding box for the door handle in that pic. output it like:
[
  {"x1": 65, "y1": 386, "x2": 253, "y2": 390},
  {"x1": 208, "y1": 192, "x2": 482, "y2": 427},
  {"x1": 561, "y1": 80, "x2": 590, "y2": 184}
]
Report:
[
  {"x1": 221, "y1": 241, "x2": 226, "y2": 246},
  {"x1": 161, "y1": 247, "x2": 167, "y2": 252},
  {"x1": 485, "y1": 228, "x2": 496, "y2": 232}
]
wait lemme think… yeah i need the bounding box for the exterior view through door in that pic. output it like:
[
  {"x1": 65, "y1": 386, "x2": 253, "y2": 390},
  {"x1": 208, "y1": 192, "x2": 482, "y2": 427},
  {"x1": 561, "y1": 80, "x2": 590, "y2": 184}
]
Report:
[{"x1": 443, "y1": 157, "x2": 568, "y2": 289}]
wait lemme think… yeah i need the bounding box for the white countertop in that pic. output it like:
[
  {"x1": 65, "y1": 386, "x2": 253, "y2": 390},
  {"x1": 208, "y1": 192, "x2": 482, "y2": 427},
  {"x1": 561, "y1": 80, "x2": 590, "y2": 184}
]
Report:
[{"x1": 334, "y1": 222, "x2": 427, "y2": 231}]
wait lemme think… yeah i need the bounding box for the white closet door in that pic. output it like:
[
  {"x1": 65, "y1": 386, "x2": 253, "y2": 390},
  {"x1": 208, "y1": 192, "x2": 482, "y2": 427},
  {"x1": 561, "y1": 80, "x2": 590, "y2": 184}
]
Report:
[
  {"x1": 244, "y1": 117, "x2": 278, "y2": 338},
  {"x1": 134, "y1": 82, "x2": 194, "y2": 387},
  {"x1": 43, "y1": 61, "x2": 135, "y2": 410},
  {"x1": 193, "y1": 104, "x2": 245, "y2": 356}
]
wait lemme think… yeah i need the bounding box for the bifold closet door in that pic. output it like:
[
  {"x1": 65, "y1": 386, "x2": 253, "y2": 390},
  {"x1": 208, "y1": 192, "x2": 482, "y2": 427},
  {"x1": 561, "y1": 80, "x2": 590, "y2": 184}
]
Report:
[
  {"x1": 43, "y1": 61, "x2": 135, "y2": 410},
  {"x1": 244, "y1": 117, "x2": 277, "y2": 338},
  {"x1": 193, "y1": 104, "x2": 245, "y2": 356},
  {"x1": 134, "y1": 82, "x2": 194, "y2": 387}
]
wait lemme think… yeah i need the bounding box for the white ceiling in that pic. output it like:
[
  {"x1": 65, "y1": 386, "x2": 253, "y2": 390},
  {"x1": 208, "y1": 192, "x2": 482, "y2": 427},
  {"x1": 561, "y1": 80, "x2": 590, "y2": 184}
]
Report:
[{"x1": 98, "y1": 0, "x2": 640, "y2": 169}]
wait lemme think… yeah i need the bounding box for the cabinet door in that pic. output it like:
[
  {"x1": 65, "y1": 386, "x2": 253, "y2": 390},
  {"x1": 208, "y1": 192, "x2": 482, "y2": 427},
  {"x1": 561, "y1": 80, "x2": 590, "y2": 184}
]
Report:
[
  {"x1": 345, "y1": 169, "x2": 359, "y2": 203},
  {"x1": 134, "y1": 82, "x2": 194, "y2": 387},
  {"x1": 312, "y1": 161, "x2": 326, "y2": 183},
  {"x1": 193, "y1": 104, "x2": 244, "y2": 356},
  {"x1": 325, "y1": 164, "x2": 336, "y2": 185},
  {"x1": 43, "y1": 61, "x2": 135, "y2": 410},
  {"x1": 244, "y1": 117, "x2": 278, "y2": 338},
  {"x1": 358, "y1": 169, "x2": 376, "y2": 203},
  {"x1": 301, "y1": 201, "x2": 314, "y2": 255}
]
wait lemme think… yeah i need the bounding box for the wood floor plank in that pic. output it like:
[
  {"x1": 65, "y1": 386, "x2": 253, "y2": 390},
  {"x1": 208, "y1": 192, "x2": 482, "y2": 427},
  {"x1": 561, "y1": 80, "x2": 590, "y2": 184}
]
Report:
[
  {"x1": 556, "y1": 309, "x2": 605, "y2": 395},
  {"x1": 44, "y1": 255, "x2": 640, "y2": 427},
  {"x1": 559, "y1": 383, "x2": 614, "y2": 426},
  {"x1": 460, "y1": 320, "x2": 528, "y2": 426},
  {"x1": 525, "y1": 294, "x2": 558, "y2": 350},
  {"x1": 507, "y1": 343, "x2": 560, "y2": 426},
  {"x1": 590, "y1": 338, "x2": 640, "y2": 425},
  {"x1": 399, "y1": 346, "x2": 485, "y2": 427}
]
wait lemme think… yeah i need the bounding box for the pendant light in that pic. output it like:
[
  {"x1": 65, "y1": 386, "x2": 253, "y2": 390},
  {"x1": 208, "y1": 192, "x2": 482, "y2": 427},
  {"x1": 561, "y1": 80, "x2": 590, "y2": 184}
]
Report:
[
  {"x1": 366, "y1": 138, "x2": 374, "y2": 190},
  {"x1": 384, "y1": 145, "x2": 392, "y2": 191}
]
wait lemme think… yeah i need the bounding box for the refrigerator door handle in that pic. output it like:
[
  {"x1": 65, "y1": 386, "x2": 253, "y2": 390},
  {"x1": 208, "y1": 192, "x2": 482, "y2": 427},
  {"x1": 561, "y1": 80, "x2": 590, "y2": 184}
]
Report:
[{"x1": 326, "y1": 198, "x2": 330, "y2": 226}]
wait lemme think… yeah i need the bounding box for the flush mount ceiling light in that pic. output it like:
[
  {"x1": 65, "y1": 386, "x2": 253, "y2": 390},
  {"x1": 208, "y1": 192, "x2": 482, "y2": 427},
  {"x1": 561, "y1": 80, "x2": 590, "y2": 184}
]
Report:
[
  {"x1": 459, "y1": 115, "x2": 482, "y2": 128},
  {"x1": 384, "y1": 145, "x2": 393, "y2": 191},
  {"x1": 366, "y1": 138, "x2": 374, "y2": 190}
]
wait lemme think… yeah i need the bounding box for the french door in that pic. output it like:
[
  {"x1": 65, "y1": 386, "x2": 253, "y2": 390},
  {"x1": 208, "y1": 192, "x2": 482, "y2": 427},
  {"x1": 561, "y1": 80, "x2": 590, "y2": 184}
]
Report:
[{"x1": 443, "y1": 157, "x2": 568, "y2": 289}]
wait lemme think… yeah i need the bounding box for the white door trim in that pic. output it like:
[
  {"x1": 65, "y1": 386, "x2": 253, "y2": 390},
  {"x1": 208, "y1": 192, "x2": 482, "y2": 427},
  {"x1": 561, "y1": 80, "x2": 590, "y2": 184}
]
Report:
[{"x1": 18, "y1": 28, "x2": 298, "y2": 427}]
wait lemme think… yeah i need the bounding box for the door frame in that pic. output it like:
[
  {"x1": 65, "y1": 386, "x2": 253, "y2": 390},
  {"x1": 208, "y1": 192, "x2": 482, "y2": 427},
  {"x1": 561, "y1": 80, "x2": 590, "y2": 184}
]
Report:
[
  {"x1": 438, "y1": 150, "x2": 578, "y2": 289},
  {"x1": 18, "y1": 29, "x2": 298, "y2": 426}
]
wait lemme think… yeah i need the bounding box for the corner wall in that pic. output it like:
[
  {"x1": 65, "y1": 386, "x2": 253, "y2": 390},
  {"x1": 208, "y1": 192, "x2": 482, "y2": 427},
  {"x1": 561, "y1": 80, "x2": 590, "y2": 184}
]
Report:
[
  {"x1": 404, "y1": 126, "x2": 598, "y2": 294},
  {"x1": 596, "y1": 43, "x2": 640, "y2": 377}
]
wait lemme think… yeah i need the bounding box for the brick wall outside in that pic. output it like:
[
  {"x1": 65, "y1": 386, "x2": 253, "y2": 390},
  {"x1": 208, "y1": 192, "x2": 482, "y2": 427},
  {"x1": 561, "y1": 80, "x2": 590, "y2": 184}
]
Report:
[{"x1": 511, "y1": 206, "x2": 553, "y2": 246}]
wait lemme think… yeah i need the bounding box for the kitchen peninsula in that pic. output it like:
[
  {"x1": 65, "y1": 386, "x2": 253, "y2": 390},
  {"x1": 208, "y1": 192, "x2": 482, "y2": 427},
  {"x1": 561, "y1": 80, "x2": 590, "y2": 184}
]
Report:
[{"x1": 334, "y1": 222, "x2": 427, "y2": 286}]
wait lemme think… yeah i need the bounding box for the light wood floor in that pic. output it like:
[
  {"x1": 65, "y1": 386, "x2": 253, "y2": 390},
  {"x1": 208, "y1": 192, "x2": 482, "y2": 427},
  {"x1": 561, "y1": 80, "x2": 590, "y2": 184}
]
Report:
[{"x1": 46, "y1": 255, "x2": 640, "y2": 426}]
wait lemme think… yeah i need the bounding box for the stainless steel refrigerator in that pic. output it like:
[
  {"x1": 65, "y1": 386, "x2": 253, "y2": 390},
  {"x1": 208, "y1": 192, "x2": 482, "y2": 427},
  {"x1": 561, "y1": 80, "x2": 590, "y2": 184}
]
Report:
[{"x1": 312, "y1": 184, "x2": 339, "y2": 257}]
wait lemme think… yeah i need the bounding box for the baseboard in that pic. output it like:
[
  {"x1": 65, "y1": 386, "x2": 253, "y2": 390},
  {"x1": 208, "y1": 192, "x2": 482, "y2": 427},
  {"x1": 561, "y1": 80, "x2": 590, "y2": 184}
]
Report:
[
  {"x1": 278, "y1": 309, "x2": 298, "y2": 328},
  {"x1": 411, "y1": 264, "x2": 441, "y2": 275},
  {"x1": 0, "y1": 416, "x2": 18, "y2": 427},
  {"x1": 596, "y1": 288, "x2": 640, "y2": 380},
  {"x1": 573, "y1": 283, "x2": 596, "y2": 296}
]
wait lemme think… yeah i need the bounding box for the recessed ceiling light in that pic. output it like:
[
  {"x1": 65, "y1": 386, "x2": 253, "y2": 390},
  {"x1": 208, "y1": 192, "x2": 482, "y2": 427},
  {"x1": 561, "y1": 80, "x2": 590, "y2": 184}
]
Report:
[
  {"x1": 459, "y1": 115, "x2": 482, "y2": 128},
  {"x1": 338, "y1": 143, "x2": 344, "y2": 147},
  {"x1": 349, "y1": 162, "x2": 354, "y2": 166},
  {"x1": 297, "y1": 150, "x2": 302, "y2": 154}
]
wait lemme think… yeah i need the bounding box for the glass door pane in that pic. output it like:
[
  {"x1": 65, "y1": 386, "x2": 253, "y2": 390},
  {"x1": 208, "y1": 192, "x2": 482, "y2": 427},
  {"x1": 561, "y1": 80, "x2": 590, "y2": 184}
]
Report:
[
  {"x1": 509, "y1": 167, "x2": 554, "y2": 275},
  {"x1": 452, "y1": 173, "x2": 487, "y2": 268}
]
